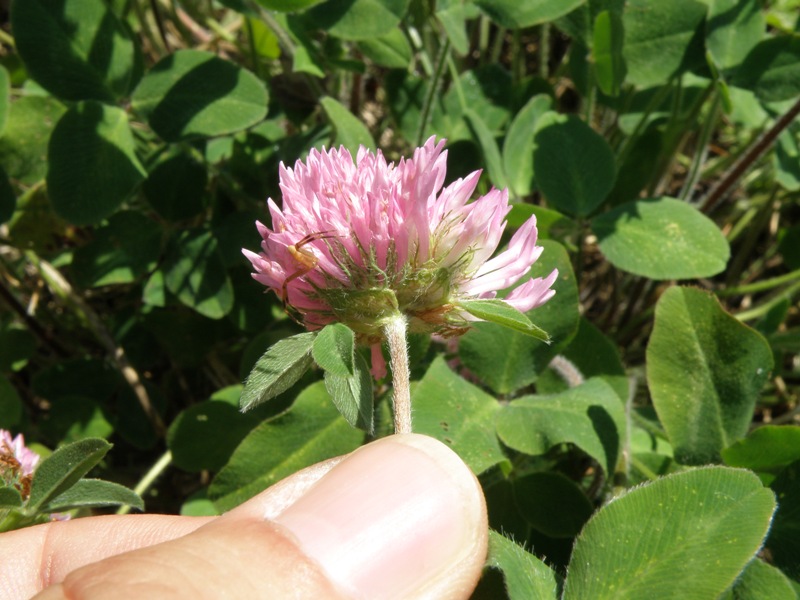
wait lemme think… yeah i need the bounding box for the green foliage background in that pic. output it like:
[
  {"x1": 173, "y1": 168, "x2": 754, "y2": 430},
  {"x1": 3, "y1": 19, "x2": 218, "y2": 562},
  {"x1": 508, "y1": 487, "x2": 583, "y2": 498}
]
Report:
[{"x1": 1, "y1": 0, "x2": 800, "y2": 597}]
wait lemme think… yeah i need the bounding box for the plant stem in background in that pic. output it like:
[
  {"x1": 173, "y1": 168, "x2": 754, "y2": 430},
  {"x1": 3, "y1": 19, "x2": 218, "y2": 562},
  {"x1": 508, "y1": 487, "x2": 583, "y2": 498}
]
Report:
[
  {"x1": 416, "y1": 37, "x2": 450, "y2": 147},
  {"x1": 735, "y1": 280, "x2": 800, "y2": 322},
  {"x1": 24, "y1": 252, "x2": 166, "y2": 436},
  {"x1": 384, "y1": 314, "x2": 412, "y2": 434},
  {"x1": 116, "y1": 450, "x2": 173, "y2": 515},
  {"x1": 615, "y1": 81, "x2": 672, "y2": 167},
  {"x1": 701, "y1": 95, "x2": 800, "y2": 214},
  {"x1": 718, "y1": 268, "x2": 800, "y2": 297},
  {"x1": 539, "y1": 23, "x2": 550, "y2": 79},
  {"x1": 148, "y1": 0, "x2": 171, "y2": 52},
  {"x1": 0, "y1": 272, "x2": 68, "y2": 358},
  {"x1": 679, "y1": 88, "x2": 721, "y2": 200}
]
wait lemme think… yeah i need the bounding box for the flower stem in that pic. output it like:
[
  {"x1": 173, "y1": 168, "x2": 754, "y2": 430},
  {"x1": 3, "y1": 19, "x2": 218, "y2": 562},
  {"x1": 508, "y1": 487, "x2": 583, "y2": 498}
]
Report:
[
  {"x1": 384, "y1": 314, "x2": 412, "y2": 434},
  {"x1": 117, "y1": 450, "x2": 173, "y2": 515}
]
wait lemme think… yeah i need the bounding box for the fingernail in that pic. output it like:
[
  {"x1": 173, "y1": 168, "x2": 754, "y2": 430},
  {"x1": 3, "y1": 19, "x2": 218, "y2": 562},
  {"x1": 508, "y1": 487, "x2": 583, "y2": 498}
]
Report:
[{"x1": 270, "y1": 434, "x2": 487, "y2": 599}]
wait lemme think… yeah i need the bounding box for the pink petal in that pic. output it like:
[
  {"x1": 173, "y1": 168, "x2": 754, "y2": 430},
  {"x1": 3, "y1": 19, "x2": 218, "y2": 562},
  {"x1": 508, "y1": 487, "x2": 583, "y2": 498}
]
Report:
[
  {"x1": 370, "y1": 343, "x2": 387, "y2": 380},
  {"x1": 504, "y1": 268, "x2": 559, "y2": 313}
]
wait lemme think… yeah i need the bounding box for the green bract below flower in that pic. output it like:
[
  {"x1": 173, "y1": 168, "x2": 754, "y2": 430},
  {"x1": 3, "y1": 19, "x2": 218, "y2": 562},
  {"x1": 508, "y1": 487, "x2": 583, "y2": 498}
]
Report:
[{"x1": 243, "y1": 138, "x2": 557, "y2": 376}]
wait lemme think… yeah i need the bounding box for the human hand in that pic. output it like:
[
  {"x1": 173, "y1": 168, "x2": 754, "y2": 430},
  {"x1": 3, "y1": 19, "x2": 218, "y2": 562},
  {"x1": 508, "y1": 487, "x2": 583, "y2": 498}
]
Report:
[{"x1": 0, "y1": 434, "x2": 488, "y2": 599}]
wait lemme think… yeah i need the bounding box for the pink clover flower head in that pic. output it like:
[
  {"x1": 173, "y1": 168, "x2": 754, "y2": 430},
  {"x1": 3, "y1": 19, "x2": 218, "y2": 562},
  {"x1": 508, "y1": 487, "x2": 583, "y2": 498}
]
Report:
[
  {"x1": 0, "y1": 429, "x2": 39, "y2": 477},
  {"x1": 1, "y1": 429, "x2": 40, "y2": 501},
  {"x1": 244, "y1": 137, "x2": 558, "y2": 340}
]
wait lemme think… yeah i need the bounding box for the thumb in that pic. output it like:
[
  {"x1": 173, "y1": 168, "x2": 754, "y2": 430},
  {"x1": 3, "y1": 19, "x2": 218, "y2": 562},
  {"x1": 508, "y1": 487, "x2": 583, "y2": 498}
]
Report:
[{"x1": 35, "y1": 434, "x2": 488, "y2": 600}]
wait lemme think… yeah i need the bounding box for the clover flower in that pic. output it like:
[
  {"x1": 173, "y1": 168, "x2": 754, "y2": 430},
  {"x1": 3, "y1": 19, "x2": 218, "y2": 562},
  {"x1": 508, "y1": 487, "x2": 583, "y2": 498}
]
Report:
[
  {"x1": 244, "y1": 137, "x2": 557, "y2": 339},
  {"x1": 1, "y1": 429, "x2": 40, "y2": 500},
  {"x1": 243, "y1": 138, "x2": 557, "y2": 432}
]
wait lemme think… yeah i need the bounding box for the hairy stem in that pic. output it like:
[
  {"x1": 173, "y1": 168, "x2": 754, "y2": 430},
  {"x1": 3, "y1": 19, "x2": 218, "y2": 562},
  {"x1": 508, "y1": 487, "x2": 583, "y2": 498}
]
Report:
[{"x1": 384, "y1": 314, "x2": 412, "y2": 434}]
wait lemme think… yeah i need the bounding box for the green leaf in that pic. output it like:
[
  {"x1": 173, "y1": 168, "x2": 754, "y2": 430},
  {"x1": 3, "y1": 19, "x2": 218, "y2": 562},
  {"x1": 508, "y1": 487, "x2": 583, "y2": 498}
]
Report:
[
  {"x1": 247, "y1": 17, "x2": 281, "y2": 59},
  {"x1": 562, "y1": 467, "x2": 776, "y2": 600},
  {"x1": 506, "y1": 203, "x2": 576, "y2": 240},
  {"x1": 240, "y1": 332, "x2": 317, "y2": 411},
  {"x1": 142, "y1": 151, "x2": 208, "y2": 221},
  {"x1": 475, "y1": 0, "x2": 586, "y2": 29},
  {"x1": 436, "y1": 2, "x2": 480, "y2": 56},
  {"x1": 113, "y1": 384, "x2": 162, "y2": 452},
  {"x1": 412, "y1": 356, "x2": 506, "y2": 475},
  {"x1": 180, "y1": 489, "x2": 219, "y2": 516},
  {"x1": 622, "y1": 0, "x2": 707, "y2": 88},
  {"x1": 722, "y1": 559, "x2": 798, "y2": 600},
  {"x1": 592, "y1": 10, "x2": 627, "y2": 97},
  {"x1": 302, "y1": 0, "x2": 410, "y2": 41},
  {"x1": 0, "y1": 486, "x2": 23, "y2": 509},
  {"x1": 47, "y1": 101, "x2": 146, "y2": 225},
  {"x1": 0, "y1": 165, "x2": 15, "y2": 225},
  {"x1": 281, "y1": 14, "x2": 325, "y2": 77},
  {"x1": 323, "y1": 351, "x2": 374, "y2": 432},
  {"x1": 0, "y1": 376, "x2": 22, "y2": 429},
  {"x1": 313, "y1": 323, "x2": 355, "y2": 377},
  {"x1": 32, "y1": 358, "x2": 120, "y2": 403},
  {"x1": 385, "y1": 72, "x2": 445, "y2": 144},
  {"x1": 163, "y1": 228, "x2": 234, "y2": 319},
  {"x1": 767, "y1": 460, "x2": 800, "y2": 581},
  {"x1": 27, "y1": 438, "x2": 112, "y2": 513},
  {"x1": 513, "y1": 472, "x2": 594, "y2": 538},
  {"x1": 319, "y1": 96, "x2": 375, "y2": 151},
  {"x1": 775, "y1": 129, "x2": 800, "y2": 192},
  {"x1": 71, "y1": 211, "x2": 161, "y2": 288},
  {"x1": 131, "y1": 50, "x2": 268, "y2": 142},
  {"x1": 444, "y1": 66, "x2": 513, "y2": 138},
  {"x1": 167, "y1": 400, "x2": 261, "y2": 472},
  {"x1": 357, "y1": 28, "x2": 412, "y2": 68},
  {"x1": 11, "y1": 0, "x2": 140, "y2": 101},
  {"x1": 533, "y1": 112, "x2": 616, "y2": 216},
  {"x1": 254, "y1": 0, "x2": 324, "y2": 10},
  {"x1": 209, "y1": 381, "x2": 364, "y2": 511},
  {"x1": 0, "y1": 65, "x2": 9, "y2": 136},
  {"x1": 537, "y1": 318, "x2": 628, "y2": 401},
  {"x1": 40, "y1": 396, "x2": 114, "y2": 444},
  {"x1": 464, "y1": 108, "x2": 508, "y2": 191},
  {"x1": 503, "y1": 94, "x2": 553, "y2": 198},
  {"x1": 496, "y1": 378, "x2": 626, "y2": 475},
  {"x1": 457, "y1": 299, "x2": 549, "y2": 342},
  {"x1": 0, "y1": 96, "x2": 66, "y2": 185},
  {"x1": 733, "y1": 36, "x2": 800, "y2": 103},
  {"x1": 592, "y1": 197, "x2": 730, "y2": 279},
  {"x1": 43, "y1": 479, "x2": 144, "y2": 512},
  {"x1": 0, "y1": 325, "x2": 36, "y2": 373},
  {"x1": 485, "y1": 531, "x2": 560, "y2": 600},
  {"x1": 646, "y1": 287, "x2": 774, "y2": 464},
  {"x1": 722, "y1": 425, "x2": 800, "y2": 474},
  {"x1": 459, "y1": 240, "x2": 579, "y2": 395},
  {"x1": 142, "y1": 269, "x2": 166, "y2": 307},
  {"x1": 706, "y1": 0, "x2": 765, "y2": 73}
]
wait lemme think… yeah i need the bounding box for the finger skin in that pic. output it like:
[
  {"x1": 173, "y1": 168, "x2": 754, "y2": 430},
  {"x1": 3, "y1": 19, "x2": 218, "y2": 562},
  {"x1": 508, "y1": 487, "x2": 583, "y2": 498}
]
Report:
[
  {"x1": 0, "y1": 515, "x2": 211, "y2": 600},
  {"x1": 0, "y1": 457, "x2": 342, "y2": 599},
  {"x1": 34, "y1": 517, "x2": 347, "y2": 600},
  {"x1": 11, "y1": 434, "x2": 487, "y2": 600}
]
